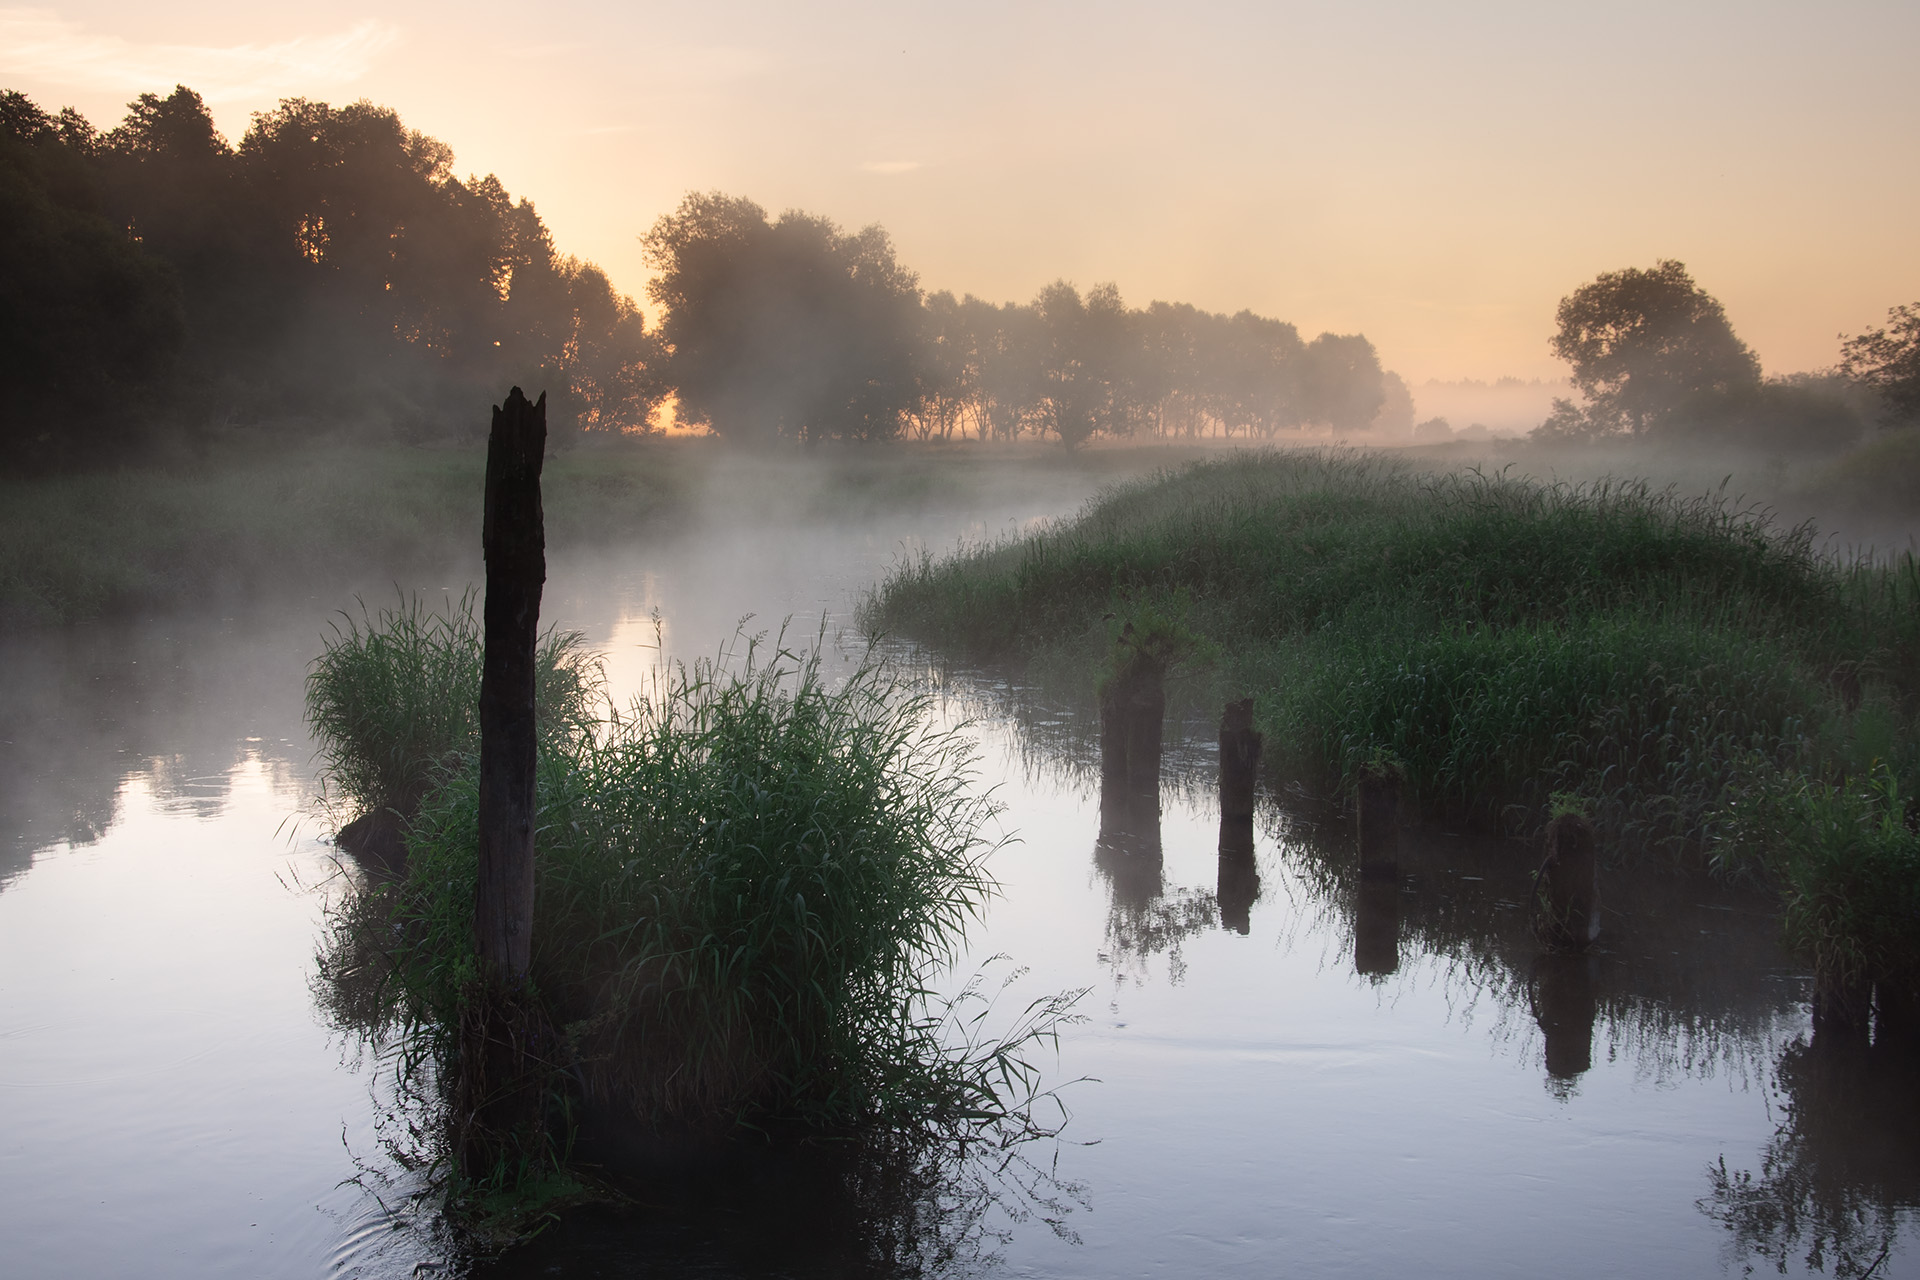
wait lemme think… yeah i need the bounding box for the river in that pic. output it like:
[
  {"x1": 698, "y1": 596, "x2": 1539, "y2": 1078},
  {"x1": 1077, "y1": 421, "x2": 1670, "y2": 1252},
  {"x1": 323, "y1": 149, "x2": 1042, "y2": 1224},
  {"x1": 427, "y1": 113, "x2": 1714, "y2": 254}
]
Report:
[{"x1": 2, "y1": 453, "x2": 1914, "y2": 1278}]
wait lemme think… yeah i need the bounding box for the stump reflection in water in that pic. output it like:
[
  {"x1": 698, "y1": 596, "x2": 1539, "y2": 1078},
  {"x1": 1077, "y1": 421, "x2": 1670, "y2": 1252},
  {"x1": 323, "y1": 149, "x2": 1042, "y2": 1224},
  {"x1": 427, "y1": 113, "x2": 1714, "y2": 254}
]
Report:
[
  {"x1": 1216, "y1": 699, "x2": 1262, "y2": 936},
  {"x1": 1531, "y1": 952, "x2": 1598, "y2": 1081}
]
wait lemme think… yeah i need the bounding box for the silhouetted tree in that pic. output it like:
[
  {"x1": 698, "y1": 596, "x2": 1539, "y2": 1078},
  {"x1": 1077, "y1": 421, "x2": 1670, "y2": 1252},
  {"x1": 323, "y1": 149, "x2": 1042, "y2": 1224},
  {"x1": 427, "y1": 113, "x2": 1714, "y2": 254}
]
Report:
[
  {"x1": 1841, "y1": 303, "x2": 1920, "y2": 427},
  {"x1": 0, "y1": 90, "x2": 184, "y2": 467},
  {"x1": 1302, "y1": 331, "x2": 1385, "y2": 432},
  {"x1": 642, "y1": 192, "x2": 922, "y2": 444},
  {"x1": 911, "y1": 291, "x2": 981, "y2": 441},
  {"x1": 966, "y1": 295, "x2": 1047, "y2": 442},
  {"x1": 0, "y1": 85, "x2": 663, "y2": 467},
  {"x1": 1550, "y1": 260, "x2": 1760, "y2": 435},
  {"x1": 1372, "y1": 370, "x2": 1415, "y2": 436}
]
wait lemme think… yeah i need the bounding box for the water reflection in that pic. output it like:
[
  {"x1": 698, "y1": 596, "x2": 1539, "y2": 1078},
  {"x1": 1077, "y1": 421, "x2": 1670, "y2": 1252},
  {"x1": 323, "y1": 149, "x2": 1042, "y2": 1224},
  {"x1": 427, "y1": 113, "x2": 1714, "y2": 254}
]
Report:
[
  {"x1": 1707, "y1": 1036, "x2": 1920, "y2": 1277},
  {"x1": 0, "y1": 614, "x2": 316, "y2": 889},
  {"x1": 1354, "y1": 878, "x2": 1401, "y2": 978},
  {"x1": 919, "y1": 660, "x2": 1920, "y2": 1272},
  {"x1": 1530, "y1": 952, "x2": 1598, "y2": 1082},
  {"x1": 314, "y1": 871, "x2": 1090, "y2": 1277},
  {"x1": 1216, "y1": 816, "x2": 1259, "y2": 936}
]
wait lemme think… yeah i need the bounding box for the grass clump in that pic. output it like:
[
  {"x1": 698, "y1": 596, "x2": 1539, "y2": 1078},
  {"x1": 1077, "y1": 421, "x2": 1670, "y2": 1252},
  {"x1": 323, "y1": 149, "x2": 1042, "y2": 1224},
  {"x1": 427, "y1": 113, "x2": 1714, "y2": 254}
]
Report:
[
  {"x1": 314, "y1": 613, "x2": 1069, "y2": 1208},
  {"x1": 1715, "y1": 762, "x2": 1920, "y2": 1012},
  {"x1": 865, "y1": 449, "x2": 1908, "y2": 857},
  {"x1": 306, "y1": 591, "x2": 601, "y2": 820}
]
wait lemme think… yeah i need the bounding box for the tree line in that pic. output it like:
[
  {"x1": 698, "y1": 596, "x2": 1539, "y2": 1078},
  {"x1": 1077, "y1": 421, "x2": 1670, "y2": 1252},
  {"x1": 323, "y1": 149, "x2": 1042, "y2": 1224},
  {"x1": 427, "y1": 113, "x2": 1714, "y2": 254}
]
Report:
[
  {"x1": 644, "y1": 191, "x2": 1396, "y2": 448},
  {"x1": 1, "y1": 86, "x2": 1399, "y2": 468},
  {"x1": 0, "y1": 85, "x2": 658, "y2": 469}
]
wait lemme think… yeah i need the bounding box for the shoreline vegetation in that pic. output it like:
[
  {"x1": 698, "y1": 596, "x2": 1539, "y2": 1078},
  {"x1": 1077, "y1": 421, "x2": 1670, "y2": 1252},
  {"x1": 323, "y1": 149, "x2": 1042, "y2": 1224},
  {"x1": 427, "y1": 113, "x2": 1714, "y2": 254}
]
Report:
[
  {"x1": 11, "y1": 426, "x2": 1920, "y2": 632},
  {"x1": 0, "y1": 436, "x2": 689, "y2": 627},
  {"x1": 862, "y1": 448, "x2": 1920, "y2": 1038},
  {"x1": 308, "y1": 598, "x2": 1082, "y2": 1234}
]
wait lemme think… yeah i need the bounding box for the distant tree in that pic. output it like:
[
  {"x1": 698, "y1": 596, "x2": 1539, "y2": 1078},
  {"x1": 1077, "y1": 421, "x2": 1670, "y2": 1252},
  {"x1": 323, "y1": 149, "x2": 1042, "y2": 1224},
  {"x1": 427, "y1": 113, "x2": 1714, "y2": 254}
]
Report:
[
  {"x1": 1840, "y1": 303, "x2": 1920, "y2": 427},
  {"x1": 1371, "y1": 370, "x2": 1415, "y2": 436},
  {"x1": 1412, "y1": 416, "x2": 1453, "y2": 443},
  {"x1": 1082, "y1": 282, "x2": 1154, "y2": 439},
  {"x1": 966, "y1": 295, "x2": 1046, "y2": 442},
  {"x1": 1032, "y1": 281, "x2": 1099, "y2": 450},
  {"x1": 1137, "y1": 302, "x2": 1202, "y2": 437},
  {"x1": 911, "y1": 290, "x2": 980, "y2": 441},
  {"x1": 1550, "y1": 260, "x2": 1760, "y2": 434},
  {"x1": 1302, "y1": 332, "x2": 1385, "y2": 433},
  {"x1": 1667, "y1": 377, "x2": 1863, "y2": 455},
  {"x1": 1529, "y1": 397, "x2": 1613, "y2": 443},
  {"x1": 642, "y1": 191, "x2": 922, "y2": 444},
  {"x1": 1212, "y1": 311, "x2": 1306, "y2": 437}
]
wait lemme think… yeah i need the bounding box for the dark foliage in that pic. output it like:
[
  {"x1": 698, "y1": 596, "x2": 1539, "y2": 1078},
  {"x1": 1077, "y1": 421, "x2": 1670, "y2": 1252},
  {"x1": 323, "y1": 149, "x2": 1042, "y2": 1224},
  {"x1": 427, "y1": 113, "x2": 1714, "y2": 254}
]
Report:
[
  {"x1": 1549, "y1": 259, "x2": 1762, "y2": 436},
  {"x1": 643, "y1": 191, "x2": 1392, "y2": 449},
  {"x1": 0, "y1": 86, "x2": 664, "y2": 470},
  {"x1": 1841, "y1": 302, "x2": 1920, "y2": 427}
]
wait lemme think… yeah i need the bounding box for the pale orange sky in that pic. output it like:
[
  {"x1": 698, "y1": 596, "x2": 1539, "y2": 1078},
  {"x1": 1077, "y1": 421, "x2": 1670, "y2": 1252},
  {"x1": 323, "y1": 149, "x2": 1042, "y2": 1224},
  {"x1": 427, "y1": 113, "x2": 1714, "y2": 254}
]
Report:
[{"x1": 4, "y1": 1, "x2": 1915, "y2": 382}]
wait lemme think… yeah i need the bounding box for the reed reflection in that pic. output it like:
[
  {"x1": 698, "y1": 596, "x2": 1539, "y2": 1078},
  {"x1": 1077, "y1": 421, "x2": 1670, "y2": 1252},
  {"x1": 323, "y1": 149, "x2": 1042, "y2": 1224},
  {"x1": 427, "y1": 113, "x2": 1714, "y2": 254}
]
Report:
[{"x1": 1707, "y1": 1031, "x2": 1920, "y2": 1276}]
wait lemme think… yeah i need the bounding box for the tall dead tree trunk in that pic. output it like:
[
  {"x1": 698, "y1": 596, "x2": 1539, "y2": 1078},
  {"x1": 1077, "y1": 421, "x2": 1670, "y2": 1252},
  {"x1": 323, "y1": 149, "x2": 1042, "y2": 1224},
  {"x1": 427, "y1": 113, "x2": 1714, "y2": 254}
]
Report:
[{"x1": 463, "y1": 386, "x2": 547, "y2": 1177}]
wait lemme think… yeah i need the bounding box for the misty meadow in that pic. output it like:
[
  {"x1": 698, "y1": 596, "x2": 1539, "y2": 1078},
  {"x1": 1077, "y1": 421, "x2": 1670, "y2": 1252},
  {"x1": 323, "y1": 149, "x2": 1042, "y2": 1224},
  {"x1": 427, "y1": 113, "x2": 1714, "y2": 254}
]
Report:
[{"x1": 4, "y1": 10, "x2": 1920, "y2": 1278}]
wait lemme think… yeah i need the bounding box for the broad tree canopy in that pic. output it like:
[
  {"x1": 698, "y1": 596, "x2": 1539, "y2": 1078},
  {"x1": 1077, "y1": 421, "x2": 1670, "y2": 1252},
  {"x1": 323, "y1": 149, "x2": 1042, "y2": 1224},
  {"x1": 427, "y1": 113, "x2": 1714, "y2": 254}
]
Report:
[
  {"x1": 643, "y1": 192, "x2": 923, "y2": 444},
  {"x1": 1550, "y1": 259, "x2": 1760, "y2": 435}
]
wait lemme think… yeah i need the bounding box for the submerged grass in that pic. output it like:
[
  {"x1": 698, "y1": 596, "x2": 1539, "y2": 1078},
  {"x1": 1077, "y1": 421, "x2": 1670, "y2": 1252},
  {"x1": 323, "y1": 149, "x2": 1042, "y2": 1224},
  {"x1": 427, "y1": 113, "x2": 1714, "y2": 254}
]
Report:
[
  {"x1": 312, "y1": 609, "x2": 1078, "y2": 1220},
  {"x1": 864, "y1": 449, "x2": 1914, "y2": 859}
]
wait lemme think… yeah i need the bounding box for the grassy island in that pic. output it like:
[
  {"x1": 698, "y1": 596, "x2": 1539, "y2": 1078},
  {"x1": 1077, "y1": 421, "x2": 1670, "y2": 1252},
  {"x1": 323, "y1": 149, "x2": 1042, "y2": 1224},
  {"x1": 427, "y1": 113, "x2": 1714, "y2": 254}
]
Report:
[
  {"x1": 865, "y1": 450, "x2": 1920, "y2": 1021},
  {"x1": 308, "y1": 598, "x2": 1072, "y2": 1224}
]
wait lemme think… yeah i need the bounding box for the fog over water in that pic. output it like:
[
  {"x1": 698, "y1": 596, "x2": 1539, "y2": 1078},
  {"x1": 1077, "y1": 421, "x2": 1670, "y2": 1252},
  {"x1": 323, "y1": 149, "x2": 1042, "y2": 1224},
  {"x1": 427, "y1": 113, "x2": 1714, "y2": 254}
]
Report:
[{"x1": 3, "y1": 450, "x2": 1915, "y2": 1278}]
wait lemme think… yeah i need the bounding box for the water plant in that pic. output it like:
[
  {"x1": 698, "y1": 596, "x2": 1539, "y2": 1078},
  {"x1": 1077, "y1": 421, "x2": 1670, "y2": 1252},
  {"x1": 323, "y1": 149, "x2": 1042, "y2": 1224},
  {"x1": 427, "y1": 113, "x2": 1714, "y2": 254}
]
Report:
[
  {"x1": 306, "y1": 591, "x2": 600, "y2": 821},
  {"x1": 864, "y1": 449, "x2": 1906, "y2": 856},
  {"x1": 1715, "y1": 761, "x2": 1920, "y2": 1026},
  {"x1": 312, "y1": 613, "x2": 1078, "y2": 1222}
]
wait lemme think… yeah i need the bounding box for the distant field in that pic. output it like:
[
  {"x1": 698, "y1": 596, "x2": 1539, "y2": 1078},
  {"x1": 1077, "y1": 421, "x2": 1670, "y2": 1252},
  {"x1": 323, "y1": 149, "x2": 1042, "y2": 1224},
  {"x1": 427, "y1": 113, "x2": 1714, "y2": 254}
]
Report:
[
  {"x1": 0, "y1": 434, "x2": 1228, "y2": 628},
  {"x1": 0, "y1": 438, "x2": 696, "y2": 627}
]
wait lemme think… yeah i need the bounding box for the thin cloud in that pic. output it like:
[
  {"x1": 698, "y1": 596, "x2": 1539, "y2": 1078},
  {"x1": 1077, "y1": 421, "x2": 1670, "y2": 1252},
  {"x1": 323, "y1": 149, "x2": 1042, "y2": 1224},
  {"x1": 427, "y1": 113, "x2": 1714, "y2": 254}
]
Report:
[
  {"x1": 0, "y1": 9, "x2": 400, "y2": 102},
  {"x1": 861, "y1": 160, "x2": 921, "y2": 175}
]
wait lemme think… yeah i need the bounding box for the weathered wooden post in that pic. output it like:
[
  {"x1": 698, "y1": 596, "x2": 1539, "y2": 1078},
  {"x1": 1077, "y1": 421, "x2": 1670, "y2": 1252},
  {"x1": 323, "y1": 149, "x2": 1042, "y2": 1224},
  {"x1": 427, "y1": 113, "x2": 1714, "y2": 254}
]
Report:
[
  {"x1": 1219, "y1": 699, "x2": 1261, "y2": 822},
  {"x1": 1532, "y1": 813, "x2": 1599, "y2": 951},
  {"x1": 1216, "y1": 699, "x2": 1262, "y2": 935},
  {"x1": 464, "y1": 386, "x2": 548, "y2": 1176},
  {"x1": 1356, "y1": 762, "x2": 1401, "y2": 883},
  {"x1": 1810, "y1": 972, "x2": 1873, "y2": 1050},
  {"x1": 1097, "y1": 628, "x2": 1167, "y2": 821}
]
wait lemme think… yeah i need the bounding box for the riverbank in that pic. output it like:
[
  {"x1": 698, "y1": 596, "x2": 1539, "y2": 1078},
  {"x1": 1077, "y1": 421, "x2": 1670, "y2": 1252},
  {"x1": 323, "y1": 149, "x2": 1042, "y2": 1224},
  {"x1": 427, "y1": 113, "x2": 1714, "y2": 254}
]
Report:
[{"x1": 0, "y1": 435, "x2": 1232, "y2": 630}]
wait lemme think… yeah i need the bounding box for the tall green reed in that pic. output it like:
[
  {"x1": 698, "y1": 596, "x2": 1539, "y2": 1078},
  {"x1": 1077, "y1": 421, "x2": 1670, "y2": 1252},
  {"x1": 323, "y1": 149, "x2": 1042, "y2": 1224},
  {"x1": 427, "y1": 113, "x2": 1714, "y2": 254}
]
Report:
[
  {"x1": 864, "y1": 449, "x2": 1899, "y2": 855},
  {"x1": 315, "y1": 616, "x2": 1073, "y2": 1149},
  {"x1": 306, "y1": 591, "x2": 599, "y2": 821}
]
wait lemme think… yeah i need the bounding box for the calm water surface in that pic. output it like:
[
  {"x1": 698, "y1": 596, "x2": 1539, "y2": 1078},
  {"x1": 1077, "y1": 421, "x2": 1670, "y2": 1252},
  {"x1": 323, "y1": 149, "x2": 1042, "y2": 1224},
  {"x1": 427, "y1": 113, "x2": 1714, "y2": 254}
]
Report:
[{"x1": 2, "y1": 482, "x2": 1916, "y2": 1278}]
